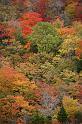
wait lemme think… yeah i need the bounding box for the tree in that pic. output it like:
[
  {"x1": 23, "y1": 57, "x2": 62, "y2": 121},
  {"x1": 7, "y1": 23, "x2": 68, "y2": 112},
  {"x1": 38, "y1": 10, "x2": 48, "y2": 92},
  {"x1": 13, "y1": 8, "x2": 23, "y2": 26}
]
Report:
[
  {"x1": 0, "y1": 0, "x2": 32, "y2": 22},
  {"x1": 59, "y1": 34, "x2": 80, "y2": 57},
  {"x1": 75, "y1": 111, "x2": 82, "y2": 124},
  {"x1": 75, "y1": 40, "x2": 82, "y2": 72},
  {"x1": 34, "y1": 0, "x2": 48, "y2": 18},
  {"x1": 65, "y1": 0, "x2": 78, "y2": 19},
  {"x1": 75, "y1": 0, "x2": 82, "y2": 20},
  {"x1": 31, "y1": 113, "x2": 45, "y2": 124},
  {"x1": 27, "y1": 22, "x2": 62, "y2": 53},
  {"x1": 18, "y1": 12, "x2": 43, "y2": 38},
  {"x1": 63, "y1": 96, "x2": 80, "y2": 118},
  {"x1": 57, "y1": 105, "x2": 68, "y2": 124},
  {"x1": 75, "y1": 41, "x2": 82, "y2": 59},
  {"x1": 34, "y1": 0, "x2": 65, "y2": 20}
]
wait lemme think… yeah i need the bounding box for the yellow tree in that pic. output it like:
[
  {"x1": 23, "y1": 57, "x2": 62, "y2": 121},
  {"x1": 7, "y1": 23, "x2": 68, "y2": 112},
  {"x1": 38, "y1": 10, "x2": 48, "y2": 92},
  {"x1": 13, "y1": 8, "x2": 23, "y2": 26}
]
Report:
[{"x1": 63, "y1": 96, "x2": 80, "y2": 118}]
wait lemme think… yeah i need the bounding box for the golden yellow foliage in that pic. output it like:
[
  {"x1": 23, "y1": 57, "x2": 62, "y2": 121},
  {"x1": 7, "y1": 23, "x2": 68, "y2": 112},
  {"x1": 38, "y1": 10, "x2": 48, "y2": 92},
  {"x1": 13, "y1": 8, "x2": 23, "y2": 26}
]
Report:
[
  {"x1": 63, "y1": 96, "x2": 80, "y2": 118},
  {"x1": 59, "y1": 34, "x2": 80, "y2": 55}
]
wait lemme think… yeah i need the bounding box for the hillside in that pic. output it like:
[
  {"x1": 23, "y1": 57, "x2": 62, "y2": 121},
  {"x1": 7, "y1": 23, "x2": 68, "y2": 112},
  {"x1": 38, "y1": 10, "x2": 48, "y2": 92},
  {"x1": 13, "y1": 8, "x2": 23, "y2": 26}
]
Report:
[{"x1": 0, "y1": 0, "x2": 82, "y2": 124}]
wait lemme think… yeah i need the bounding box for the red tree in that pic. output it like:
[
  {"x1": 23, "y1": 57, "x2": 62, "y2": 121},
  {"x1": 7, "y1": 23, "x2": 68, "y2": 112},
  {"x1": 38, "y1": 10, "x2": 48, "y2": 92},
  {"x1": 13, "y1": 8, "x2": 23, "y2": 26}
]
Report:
[{"x1": 18, "y1": 12, "x2": 43, "y2": 38}]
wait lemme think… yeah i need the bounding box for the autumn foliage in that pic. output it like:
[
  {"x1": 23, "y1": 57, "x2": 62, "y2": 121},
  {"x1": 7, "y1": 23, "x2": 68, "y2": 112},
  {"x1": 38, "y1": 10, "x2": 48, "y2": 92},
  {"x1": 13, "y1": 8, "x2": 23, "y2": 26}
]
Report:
[
  {"x1": 18, "y1": 12, "x2": 43, "y2": 38},
  {"x1": 0, "y1": 1, "x2": 82, "y2": 124},
  {"x1": 75, "y1": 40, "x2": 82, "y2": 59}
]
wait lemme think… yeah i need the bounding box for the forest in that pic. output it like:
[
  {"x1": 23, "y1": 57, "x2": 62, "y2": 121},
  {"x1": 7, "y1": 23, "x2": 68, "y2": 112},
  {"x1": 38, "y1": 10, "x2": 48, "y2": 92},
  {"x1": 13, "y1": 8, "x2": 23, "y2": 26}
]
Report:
[{"x1": 0, "y1": 0, "x2": 82, "y2": 124}]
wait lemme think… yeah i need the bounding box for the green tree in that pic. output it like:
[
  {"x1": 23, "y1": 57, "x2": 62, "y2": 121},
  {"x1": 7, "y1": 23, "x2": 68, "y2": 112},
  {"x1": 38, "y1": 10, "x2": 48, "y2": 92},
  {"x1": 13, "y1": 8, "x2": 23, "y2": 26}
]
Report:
[
  {"x1": 45, "y1": 116, "x2": 52, "y2": 124},
  {"x1": 57, "y1": 105, "x2": 68, "y2": 124},
  {"x1": 31, "y1": 113, "x2": 45, "y2": 124},
  {"x1": 75, "y1": 111, "x2": 82, "y2": 124},
  {"x1": 28, "y1": 22, "x2": 62, "y2": 53}
]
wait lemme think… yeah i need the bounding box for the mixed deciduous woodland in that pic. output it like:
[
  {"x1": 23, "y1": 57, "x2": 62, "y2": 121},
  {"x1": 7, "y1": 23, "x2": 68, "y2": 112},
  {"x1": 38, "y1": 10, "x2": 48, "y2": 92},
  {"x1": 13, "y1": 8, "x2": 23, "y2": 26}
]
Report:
[{"x1": 0, "y1": 0, "x2": 82, "y2": 124}]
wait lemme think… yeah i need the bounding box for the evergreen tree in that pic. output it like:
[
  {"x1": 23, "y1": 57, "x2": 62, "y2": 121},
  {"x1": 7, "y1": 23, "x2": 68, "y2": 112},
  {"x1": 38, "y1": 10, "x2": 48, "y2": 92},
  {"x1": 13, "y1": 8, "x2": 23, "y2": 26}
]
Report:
[
  {"x1": 31, "y1": 113, "x2": 45, "y2": 124},
  {"x1": 75, "y1": 111, "x2": 82, "y2": 124},
  {"x1": 57, "y1": 105, "x2": 68, "y2": 124}
]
